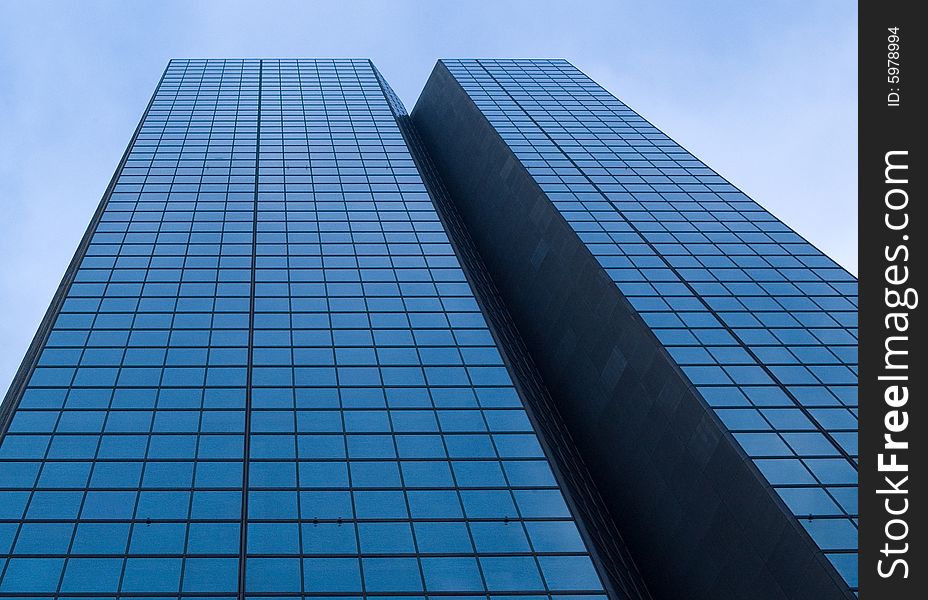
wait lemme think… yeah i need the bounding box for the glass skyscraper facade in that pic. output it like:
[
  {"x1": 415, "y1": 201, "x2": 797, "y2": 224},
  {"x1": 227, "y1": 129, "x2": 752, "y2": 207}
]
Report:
[
  {"x1": 0, "y1": 59, "x2": 614, "y2": 599},
  {"x1": 1, "y1": 58, "x2": 856, "y2": 600},
  {"x1": 436, "y1": 58, "x2": 858, "y2": 584},
  {"x1": 411, "y1": 60, "x2": 857, "y2": 600}
]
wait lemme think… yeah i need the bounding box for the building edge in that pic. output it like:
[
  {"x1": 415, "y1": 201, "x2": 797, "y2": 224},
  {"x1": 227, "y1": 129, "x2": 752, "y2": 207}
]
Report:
[
  {"x1": 370, "y1": 62, "x2": 653, "y2": 600},
  {"x1": 0, "y1": 63, "x2": 172, "y2": 437}
]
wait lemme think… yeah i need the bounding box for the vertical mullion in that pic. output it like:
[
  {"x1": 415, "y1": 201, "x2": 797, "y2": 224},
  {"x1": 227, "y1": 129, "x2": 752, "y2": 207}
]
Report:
[{"x1": 237, "y1": 58, "x2": 262, "y2": 600}]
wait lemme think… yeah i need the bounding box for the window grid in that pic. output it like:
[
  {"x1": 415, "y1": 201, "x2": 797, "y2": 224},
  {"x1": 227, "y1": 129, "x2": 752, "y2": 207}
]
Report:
[
  {"x1": 441, "y1": 58, "x2": 857, "y2": 591},
  {"x1": 0, "y1": 59, "x2": 607, "y2": 600}
]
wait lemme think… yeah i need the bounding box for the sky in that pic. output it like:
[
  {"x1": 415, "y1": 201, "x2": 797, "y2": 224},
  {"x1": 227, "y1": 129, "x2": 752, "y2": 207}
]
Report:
[{"x1": 0, "y1": 0, "x2": 857, "y2": 394}]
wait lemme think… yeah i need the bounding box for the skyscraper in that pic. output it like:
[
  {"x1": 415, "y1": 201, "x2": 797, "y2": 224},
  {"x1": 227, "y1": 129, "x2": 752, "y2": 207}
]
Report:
[
  {"x1": 0, "y1": 59, "x2": 856, "y2": 600},
  {"x1": 412, "y1": 59, "x2": 857, "y2": 600}
]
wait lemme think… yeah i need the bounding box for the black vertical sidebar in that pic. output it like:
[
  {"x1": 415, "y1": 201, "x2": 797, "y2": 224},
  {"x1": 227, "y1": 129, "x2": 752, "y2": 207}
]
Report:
[{"x1": 859, "y1": 1, "x2": 924, "y2": 598}]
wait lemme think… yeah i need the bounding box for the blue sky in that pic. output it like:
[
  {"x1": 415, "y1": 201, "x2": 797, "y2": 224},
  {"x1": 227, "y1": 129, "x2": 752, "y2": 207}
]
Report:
[{"x1": 0, "y1": 0, "x2": 857, "y2": 392}]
